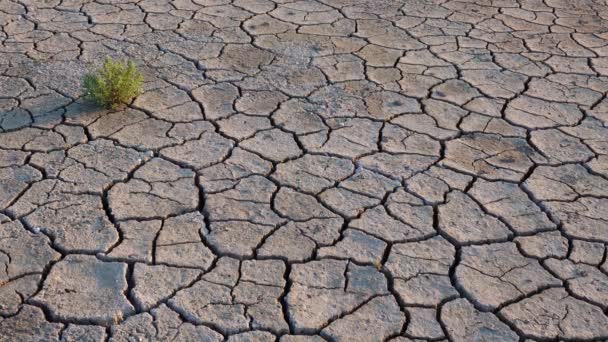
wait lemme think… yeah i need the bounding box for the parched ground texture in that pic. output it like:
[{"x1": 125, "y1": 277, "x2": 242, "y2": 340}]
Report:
[{"x1": 1, "y1": 0, "x2": 608, "y2": 341}]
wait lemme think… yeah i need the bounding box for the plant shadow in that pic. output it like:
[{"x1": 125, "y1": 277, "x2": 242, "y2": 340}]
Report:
[{"x1": 0, "y1": 97, "x2": 112, "y2": 133}]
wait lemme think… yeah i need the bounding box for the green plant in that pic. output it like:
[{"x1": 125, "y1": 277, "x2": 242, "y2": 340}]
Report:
[{"x1": 83, "y1": 58, "x2": 143, "y2": 109}]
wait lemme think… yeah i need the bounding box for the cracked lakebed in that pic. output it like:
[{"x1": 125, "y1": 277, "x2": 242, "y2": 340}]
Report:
[{"x1": 2, "y1": 0, "x2": 608, "y2": 341}]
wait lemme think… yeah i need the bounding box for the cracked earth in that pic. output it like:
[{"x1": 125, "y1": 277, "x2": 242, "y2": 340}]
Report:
[{"x1": 1, "y1": 0, "x2": 608, "y2": 341}]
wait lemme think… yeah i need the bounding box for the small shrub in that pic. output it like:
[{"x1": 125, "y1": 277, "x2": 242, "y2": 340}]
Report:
[{"x1": 83, "y1": 58, "x2": 143, "y2": 109}]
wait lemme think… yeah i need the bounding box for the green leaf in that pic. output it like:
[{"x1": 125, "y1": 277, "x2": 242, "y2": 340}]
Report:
[{"x1": 82, "y1": 57, "x2": 143, "y2": 109}]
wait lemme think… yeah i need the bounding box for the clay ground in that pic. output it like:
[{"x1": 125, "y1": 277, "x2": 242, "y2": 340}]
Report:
[{"x1": 1, "y1": 0, "x2": 608, "y2": 341}]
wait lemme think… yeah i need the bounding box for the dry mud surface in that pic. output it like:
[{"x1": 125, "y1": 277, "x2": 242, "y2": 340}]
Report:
[{"x1": 1, "y1": 0, "x2": 608, "y2": 341}]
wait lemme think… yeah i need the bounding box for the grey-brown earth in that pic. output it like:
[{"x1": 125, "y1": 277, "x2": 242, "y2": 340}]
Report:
[{"x1": 1, "y1": 0, "x2": 608, "y2": 341}]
